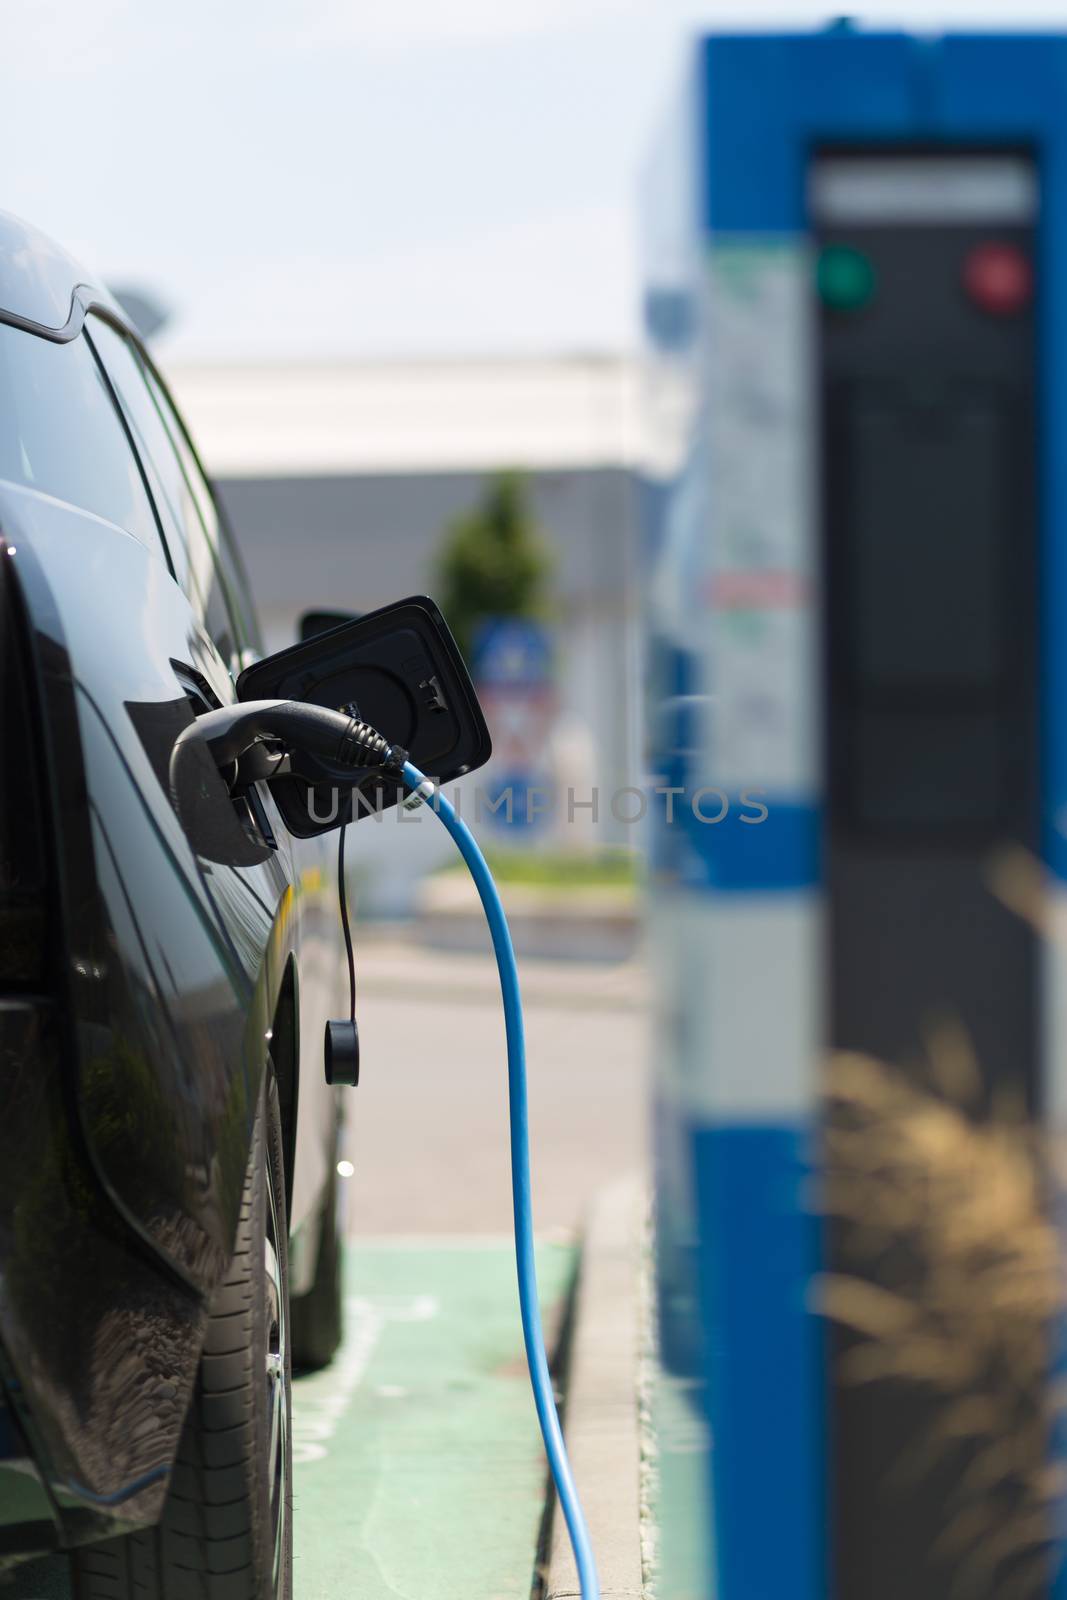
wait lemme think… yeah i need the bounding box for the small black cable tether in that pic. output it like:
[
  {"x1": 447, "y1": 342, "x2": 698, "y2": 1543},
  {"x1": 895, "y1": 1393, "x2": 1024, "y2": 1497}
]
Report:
[
  {"x1": 338, "y1": 791, "x2": 356, "y2": 1023},
  {"x1": 324, "y1": 790, "x2": 361, "y2": 1087}
]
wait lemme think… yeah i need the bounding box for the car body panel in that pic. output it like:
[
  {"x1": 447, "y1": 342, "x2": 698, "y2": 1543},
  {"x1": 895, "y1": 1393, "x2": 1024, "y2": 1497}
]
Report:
[
  {"x1": 0, "y1": 208, "x2": 349, "y2": 1555},
  {"x1": 0, "y1": 991, "x2": 203, "y2": 1549},
  {"x1": 4, "y1": 485, "x2": 289, "y2": 1286}
]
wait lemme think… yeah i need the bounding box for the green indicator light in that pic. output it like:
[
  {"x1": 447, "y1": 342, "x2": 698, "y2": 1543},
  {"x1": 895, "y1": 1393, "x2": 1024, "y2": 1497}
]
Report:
[{"x1": 817, "y1": 244, "x2": 875, "y2": 310}]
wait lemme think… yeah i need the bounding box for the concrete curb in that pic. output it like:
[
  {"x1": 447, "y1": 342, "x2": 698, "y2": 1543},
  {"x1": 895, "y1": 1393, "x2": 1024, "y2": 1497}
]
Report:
[
  {"x1": 546, "y1": 1174, "x2": 647, "y2": 1600},
  {"x1": 416, "y1": 874, "x2": 640, "y2": 964},
  {"x1": 355, "y1": 934, "x2": 649, "y2": 1013}
]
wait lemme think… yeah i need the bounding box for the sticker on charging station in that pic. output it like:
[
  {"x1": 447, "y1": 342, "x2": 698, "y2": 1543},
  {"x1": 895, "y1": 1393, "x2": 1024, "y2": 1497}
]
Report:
[{"x1": 702, "y1": 243, "x2": 817, "y2": 794}]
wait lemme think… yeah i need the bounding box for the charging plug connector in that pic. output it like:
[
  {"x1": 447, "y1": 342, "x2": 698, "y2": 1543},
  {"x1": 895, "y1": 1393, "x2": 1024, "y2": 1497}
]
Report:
[{"x1": 171, "y1": 697, "x2": 409, "y2": 801}]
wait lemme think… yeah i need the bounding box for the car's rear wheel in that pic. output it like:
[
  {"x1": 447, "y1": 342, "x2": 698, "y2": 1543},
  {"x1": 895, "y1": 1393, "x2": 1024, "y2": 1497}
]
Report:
[
  {"x1": 290, "y1": 1120, "x2": 344, "y2": 1371},
  {"x1": 73, "y1": 1064, "x2": 292, "y2": 1600}
]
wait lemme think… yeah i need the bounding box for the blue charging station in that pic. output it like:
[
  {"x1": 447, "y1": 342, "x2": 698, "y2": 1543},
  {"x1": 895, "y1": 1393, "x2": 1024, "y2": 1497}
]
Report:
[{"x1": 644, "y1": 29, "x2": 1067, "y2": 1600}]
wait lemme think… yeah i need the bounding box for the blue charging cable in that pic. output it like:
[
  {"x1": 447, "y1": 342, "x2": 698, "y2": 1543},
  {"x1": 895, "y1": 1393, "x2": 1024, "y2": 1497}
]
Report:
[{"x1": 401, "y1": 762, "x2": 601, "y2": 1600}]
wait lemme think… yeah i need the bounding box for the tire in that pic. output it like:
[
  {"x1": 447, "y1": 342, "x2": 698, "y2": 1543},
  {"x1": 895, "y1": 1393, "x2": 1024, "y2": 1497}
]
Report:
[
  {"x1": 73, "y1": 1065, "x2": 292, "y2": 1600},
  {"x1": 289, "y1": 1133, "x2": 343, "y2": 1371}
]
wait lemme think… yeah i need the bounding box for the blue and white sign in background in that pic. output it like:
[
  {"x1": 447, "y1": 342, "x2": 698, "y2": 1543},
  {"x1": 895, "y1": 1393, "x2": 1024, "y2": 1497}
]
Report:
[
  {"x1": 472, "y1": 618, "x2": 556, "y2": 831},
  {"x1": 472, "y1": 617, "x2": 553, "y2": 691}
]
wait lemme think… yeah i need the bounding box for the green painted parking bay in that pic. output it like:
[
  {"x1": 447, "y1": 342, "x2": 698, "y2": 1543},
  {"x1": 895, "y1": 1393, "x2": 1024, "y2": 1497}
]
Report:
[{"x1": 293, "y1": 1240, "x2": 575, "y2": 1600}]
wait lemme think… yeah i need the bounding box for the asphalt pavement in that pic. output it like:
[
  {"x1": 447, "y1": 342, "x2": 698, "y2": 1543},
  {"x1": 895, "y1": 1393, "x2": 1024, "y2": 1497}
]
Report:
[
  {"x1": 299, "y1": 931, "x2": 649, "y2": 1597},
  {"x1": 343, "y1": 931, "x2": 650, "y2": 1238}
]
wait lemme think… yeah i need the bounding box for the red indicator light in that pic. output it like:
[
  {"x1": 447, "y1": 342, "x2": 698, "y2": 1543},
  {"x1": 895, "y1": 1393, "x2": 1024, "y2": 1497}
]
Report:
[{"x1": 962, "y1": 242, "x2": 1033, "y2": 316}]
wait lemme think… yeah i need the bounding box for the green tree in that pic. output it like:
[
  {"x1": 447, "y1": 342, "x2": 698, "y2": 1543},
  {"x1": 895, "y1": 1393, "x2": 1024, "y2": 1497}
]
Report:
[{"x1": 434, "y1": 471, "x2": 552, "y2": 662}]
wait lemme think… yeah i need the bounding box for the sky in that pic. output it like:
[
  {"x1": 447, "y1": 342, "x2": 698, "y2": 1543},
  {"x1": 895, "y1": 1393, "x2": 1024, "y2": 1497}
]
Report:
[{"x1": 3, "y1": 0, "x2": 1067, "y2": 363}]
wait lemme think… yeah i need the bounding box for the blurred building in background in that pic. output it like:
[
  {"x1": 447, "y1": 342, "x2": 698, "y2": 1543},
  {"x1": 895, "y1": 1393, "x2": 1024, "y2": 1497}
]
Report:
[{"x1": 169, "y1": 356, "x2": 644, "y2": 902}]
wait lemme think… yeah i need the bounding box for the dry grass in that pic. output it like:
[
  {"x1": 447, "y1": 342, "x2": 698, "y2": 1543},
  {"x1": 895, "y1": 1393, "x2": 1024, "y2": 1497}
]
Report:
[{"x1": 819, "y1": 1021, "x2": 1064, "y2": 1598}]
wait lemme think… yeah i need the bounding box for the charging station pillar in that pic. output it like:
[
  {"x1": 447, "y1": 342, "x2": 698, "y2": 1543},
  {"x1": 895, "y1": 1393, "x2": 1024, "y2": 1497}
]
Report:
[{"x1": 643, "y1": 30, "x2": 1067, "y2": 1600}]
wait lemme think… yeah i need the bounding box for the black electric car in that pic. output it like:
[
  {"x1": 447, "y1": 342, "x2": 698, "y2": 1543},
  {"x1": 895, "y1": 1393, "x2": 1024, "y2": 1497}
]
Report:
[{"x1": 0, "y1": 211, "x2": 353, "y2": 1599}]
